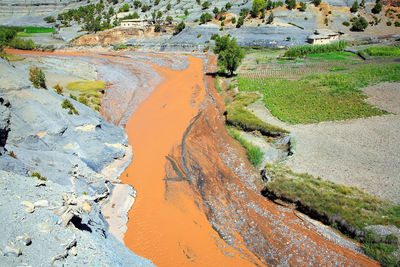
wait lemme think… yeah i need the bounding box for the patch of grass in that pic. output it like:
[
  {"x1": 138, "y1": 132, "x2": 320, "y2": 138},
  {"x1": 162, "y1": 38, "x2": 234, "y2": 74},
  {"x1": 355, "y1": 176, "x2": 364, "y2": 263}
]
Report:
[
  {"x1": 284, "y1": 40, "x2": 348, "y2": 58},
  {"x1": 238, "y1": 63, "x2": 400, "y2": 124},
  {"x1": 215, "y1": 75, "x2": 221, "y2": 93},
  {"x1": 23, "y1": 27, "x2": 55, "y2": 33},
  {"x1": 226, "y1": 93, "x2": 289, "y2": 134},
  {"x1": 114, "y1": 43, "x2": 128, "y2": 50},
  {"x1": 362, "y1": 46, "x2": 400, "y2": 57},
  {"x1": 264, "y1": 163, "x2": 400, "y2": 266},
  {"x1": 0, "y1": 52, "x2": 24, "y2": 62},
  {"x1": 307, "y1": 51, "x2": 357, "y2": 60},
  {"x1": 16, "y1": 32, "x2": 32, "y2": 37},
  {"x1": 61, "y1": 99, "x2": 79, "y2": 115},
  {"x1": 31, "y1": 172, "x2": 47, "y2": 181},
  {"x1": 66, "y1": 80, "x2": 105, "y2": 111},
  {"x1": 329, "y1": 66, "x2": 350, "y2": 72},
  {"x1": 227, "y1": 126, "x2": 264, "y2": 166}
]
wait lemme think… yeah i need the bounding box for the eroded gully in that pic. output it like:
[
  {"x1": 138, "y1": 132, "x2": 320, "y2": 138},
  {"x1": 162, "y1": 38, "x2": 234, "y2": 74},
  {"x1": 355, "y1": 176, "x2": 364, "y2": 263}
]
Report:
[{"x1": 8, "y1": 49, "x2": 379, "y2": 267}]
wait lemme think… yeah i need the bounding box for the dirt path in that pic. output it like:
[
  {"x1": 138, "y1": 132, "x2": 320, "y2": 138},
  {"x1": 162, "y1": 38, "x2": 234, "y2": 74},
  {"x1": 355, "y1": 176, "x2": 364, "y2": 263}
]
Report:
[{"x1": 7, "y1": 49, "x2": 380, "y2": 266}]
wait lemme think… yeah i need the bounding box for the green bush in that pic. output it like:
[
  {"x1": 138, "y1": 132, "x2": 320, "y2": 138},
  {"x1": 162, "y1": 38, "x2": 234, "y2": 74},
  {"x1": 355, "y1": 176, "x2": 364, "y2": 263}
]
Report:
[
  {"x1": 8, "y1": 38, "x2": 36, "y2": 50},
  {"x1": 395, "y1": 21, "x2": 400, "y2": 27},
  {"x1": 119, "y1": 4, "x2": 130, "y2": 13},
  {"x1": 350, "y1": 1, "x2": 358, "y2": 12},
  {"x1": 53, "y1": 83, "x2": 63, "y2": 94},
  {"x1": 200, "y1": 13, "x2": 213, "y2": 24},
  {"x1": 387, "y1": 21, "x2": 392, "y2": 26},
  {"x1": 154, "y1": 24, "x2": 161, "y2": 32},
  {"x1": 44, "y1": 16, "x2": 56, "y2": 23},
  {"x1": 351, "y1": 16, "x2": 368, "y2": 31},
  {"x1": 284, "y1": 40, "x2": 347, "y2": 58},
  {"x1": 231, "y1": 17, "x2": 236, "y2": 24},
  {"x1": 174, "y1": 21, "x2": 185, "y2": 35},
  {"x1": 29, "y1": 67, "x2": 47, "y2": 89},
  {"x1": 313, "y1": 0, "x2": 321, "y2": 6},
  {"x1": 371, "y1": 2, "x2": 382, "y2": 14},
  {"x1": 342, "y1": 21, "x2": 350, "y2": 26},
  {"x1": 61, "y1": 99, "x2": 79, "y2": 115},
  {"x1": 298, "y1": 2, "x2": 307, "y2": 11},
  {"x1": 285, "y1": 0, "x2": 296, "y2": 10},
  {"x1": 202, "y1": 1, "x2": 211, "y2": 9},
  {"x1": 31, "y1": 172, "x2": 47, "y2": 181}
]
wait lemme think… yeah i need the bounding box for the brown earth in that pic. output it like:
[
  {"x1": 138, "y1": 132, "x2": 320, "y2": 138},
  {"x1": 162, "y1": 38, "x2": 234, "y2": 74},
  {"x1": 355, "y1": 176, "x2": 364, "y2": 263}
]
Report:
[{"x1": 7, "y1": 49, "x2": 380, "y2": 266}]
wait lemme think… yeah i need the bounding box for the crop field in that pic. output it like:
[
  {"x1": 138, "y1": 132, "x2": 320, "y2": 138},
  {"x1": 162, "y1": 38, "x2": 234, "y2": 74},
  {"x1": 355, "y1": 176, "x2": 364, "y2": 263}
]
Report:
[
  {"x1": 66, "y1": 80, "x2": 105, "y2": 111},
  {"x1": 23, "y1": 27, "x2": 55, "y2": 33},
  {"x1": 238, "y1": 62, "x2": 400, "y2": 124}
]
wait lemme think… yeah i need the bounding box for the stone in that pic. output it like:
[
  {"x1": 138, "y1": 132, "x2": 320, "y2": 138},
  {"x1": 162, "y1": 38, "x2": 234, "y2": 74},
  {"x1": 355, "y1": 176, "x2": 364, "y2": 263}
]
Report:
[
  {"x1": 4, "y1": 243, "x2": 22, "y2": 257},
  {"x1": 34, "y1": 199, "x2": 49, "y2": 207},
  {"x1": 21, "y1": 201, "x2": 35, "y2": 213},
  {"x1": 70, "y1": 247, "x2": 77, "y2": 256},
  {"x1": 16, "y1": 234, "x2": 32, "y2": 246},
  {"x1": 82, "y1": 201, "x2": 92, "y2": 213}
]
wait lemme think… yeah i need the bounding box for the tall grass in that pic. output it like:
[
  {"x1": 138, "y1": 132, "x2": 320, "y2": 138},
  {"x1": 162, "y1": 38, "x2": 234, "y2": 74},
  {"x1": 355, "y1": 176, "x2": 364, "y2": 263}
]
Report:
[
  {"x1": 227, "y1": 126, "x2": 264, "y2": 166},
  {"x1": 265, "y1": 163, "x2": 400, "y2": 266},
  {"x1": 238, "y1": 63, "x2": 400, "y2": 124},
  {"x1": 23, "y1": 27, "x2": 55, "y2": 33},
  {"x1": 284, "y1": 40, "x2": 348, "y2": 58},
  {"x1": 363, "y1": 46, "x2": 400, "y2": 57}
]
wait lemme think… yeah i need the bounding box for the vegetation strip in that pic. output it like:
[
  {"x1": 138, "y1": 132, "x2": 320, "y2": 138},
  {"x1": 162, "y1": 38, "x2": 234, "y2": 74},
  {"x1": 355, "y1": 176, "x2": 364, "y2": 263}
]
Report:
[{"x1": 263, "y1": 163, "x2": 399, "y2": 266}]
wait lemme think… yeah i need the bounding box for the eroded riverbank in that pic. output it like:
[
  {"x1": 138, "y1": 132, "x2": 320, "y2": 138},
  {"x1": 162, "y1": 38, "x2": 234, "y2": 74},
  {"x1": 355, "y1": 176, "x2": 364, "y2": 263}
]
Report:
[{"x1": 6, "y1": 49, "x2": 380, "y2": 266}]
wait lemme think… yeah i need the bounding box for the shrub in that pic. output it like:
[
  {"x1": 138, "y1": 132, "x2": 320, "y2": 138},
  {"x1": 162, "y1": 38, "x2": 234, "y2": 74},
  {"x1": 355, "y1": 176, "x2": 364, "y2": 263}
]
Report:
[
  {"x1": 351, "y1": 16, "x2": 368, "y2": 31},
  {"x1": 174, "y1": 21, "x2": 185, "y2": 35},
  {"x1": 226, "y1": 2, "x2": 232, "y2": 10},
  {"x1": 29, "y1": 67, "x2": 47, "y2": 89},
  {"x1": 231, "y1": 17, "x2": 236, "y2": 24},
  {"x1": 200, "y1": 13, "x2": 213, "y2": 24},
  {"x1": 350, "y1": 1, "x2": 358, "y2": 13},
  {"x1": 387, "y1": 21, "x2": 392, "y2": 26},
  {"x1": 266, "y1": 12, "x2": 274, "y2": 24},
  {"x1": 44, "y1": 16, "x2": 56, "y2": 23},
  {"x1": 342, "y1": 21, "x2": 350, "y2": 26},
  {"x1": 286, "y1": 0, "x2": 296, "y2": 10},
  {"x1": 299, "y1": 2, "x2": 307, "y2": 11},
  {"x1": 236, "y1": 16, "x2": 244, "y2": 28},
  {"x1": 202, "y1": 1, "x2": 211, "y2": 9},
  {"x1": 154, "y1": 24, "x2": 161, "y2": 32},
  {"x1": 371, "y1": 2, "x2": 382, "y2": 14},
  {"x1": 8, "y1": 38, "x2": 36, "y2": 50},
  {"x1": 133, "y1": 0, "x2": 142, "y2": 9},
  {"x1": 9, "y1": 151, "x2": 17, "y2": 159},
  {"x1": 61, "y1": 99, "x2": 79, "y2": 115},
  {"x1": 31, "y1": 172, "x2": 47, "y2": 181},
  {"x1": 53, "y1": 83, "x2": 63, "y2": 94},
  {"x1": 119, "y1": 4, "x2": 130, "y2": 13},
  {"x1": 313, "y1": 0, "x2": 321, "y2": 6},
  {"x1": 79, "y1": 95, "x2": 89, "y2": 105},
  {"x1": 395, "y1": 21, "x2": 400, "y2": 27},
  {"x1": 251, "y1": 0, "x2": 266, "y2": 18},
  {"x1": 166, "y1": 16, "x2": 173, "y2": 24}
]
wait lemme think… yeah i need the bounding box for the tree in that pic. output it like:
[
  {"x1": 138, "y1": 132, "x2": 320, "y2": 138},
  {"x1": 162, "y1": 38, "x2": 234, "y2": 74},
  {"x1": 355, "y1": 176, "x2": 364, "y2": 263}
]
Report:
[
  {"x1": 166, "y1": 16, "x2": 173, "y2": 24},
  {"x1": 29, "y1": 67, "x2": 47, "y2": 89},
  {"x1": 266, "y1": 12, "x2": 274, "y2": 24},
  {"x1": 166, "y1": 3, "x2": 171, "y2": 10},
  {"x1": 174, "y1": 21, "x2": 185, "y2": 35},
  {"x1": 44, "y1": 16, "x2": 56, "y2": 23},
  {"x1": 350, "y1": 1, "x2": 358, "y2": 13},
  {"x1": 351, "y1": 16, "x2": 368, "y2": 31},
  {"x1": 225, "y1": 2, "x2": 232, "y2": 10},
  {"x1": 154, "y1": 24, "x2": 161, "y2": 32},
  {"x1": 133, "y1": 0, "x2": 142, "y2": 9},
  {"x1": 236, "y1": 16, "x2": 244, "y2": 27},
  {"x1": 202, "y1": 1, "x2": 211, "y2": 9},
  {"x1": 119, "y1": 4, "x2": 130, "y2": 13},
  {"x1": 213, "y1": 35, "x2": 245, "y2": 76},
  {"x1": 231, "y1": 17, "x2": 236, "y2": 24},
  {"x1": 251, "y1": 0, "x2": 266, "y2": 18},
  {"x1": 200, "y1": 13, "x2": 213, "y2": 24},
  {"x1": 313, "y1": 0, "x2": 321, "y2": 6},
  {"x1": 286, "y1": 0, "x2": 296, "y2": 10},
  {"x1": 371, "y1": 2, "x2": 382, "y2": 14},
  {"x1": 213, "y1": 7, "x2": 219, "y2": 17}
]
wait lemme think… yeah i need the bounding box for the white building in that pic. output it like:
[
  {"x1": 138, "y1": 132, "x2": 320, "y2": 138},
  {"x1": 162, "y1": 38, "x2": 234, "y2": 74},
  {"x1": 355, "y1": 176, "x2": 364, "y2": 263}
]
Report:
[{"x1": 307, "y1": 29, "x2": 341, "y2": 45}]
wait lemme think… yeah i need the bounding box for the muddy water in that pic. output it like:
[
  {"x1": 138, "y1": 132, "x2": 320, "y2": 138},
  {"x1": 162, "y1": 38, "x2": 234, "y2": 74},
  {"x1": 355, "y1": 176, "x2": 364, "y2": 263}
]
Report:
[{"x1": 121, "y1": 55, "x2": 258, "y2": 266}]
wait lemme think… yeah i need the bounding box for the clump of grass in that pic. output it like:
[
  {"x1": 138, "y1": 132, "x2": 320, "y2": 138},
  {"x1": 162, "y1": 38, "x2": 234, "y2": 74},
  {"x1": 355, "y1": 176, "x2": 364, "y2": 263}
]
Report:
[
  {"x1": 61, "y1": 99, "x2": 79, "y2": 115},
  {"x1": 31, "y1": 172, "x2": 47, "y2": 181},
  {"x1": 215, "y1": 75, "x2": 221, "y2": 93},
  {"x1": 227, "y1": 126, "x2": 264, "y2": 166},
  {"x1": 66, "y1": 80, "x2": 105, "y2": 111},
  {"x1": 329, "y1": 66, "x2": 349, "y2": 72},
  {"x1": 264, "y1": 163, "x2": 400, "y2": 266},
  {"x1": 113, "y1": 43, "x2": 128, "y2": 50},
  {"x1": 362, "y1": 46, "x2": 400, "y2": 57},
  {"x1": 226, "y1": 93, "x2": 289, "y2": 134},
  {"x1": 284, "y1": 40, "x2": 348, "y2": 58},
  {"x1": 53, "y1": 83, "x2": 63, "y2": 94},
  {"x1": 29, "y1": 67, "x2": 47, "y2": 89},
  {"x1": 238, "y1": 63, "x2": 400, "y2": 124},
  {"x1": 16, "y1": 32, "x2": 32, "y2": 37},
  {"x1": 9, "y1": 151, "x2": 17, "y2": 159}
]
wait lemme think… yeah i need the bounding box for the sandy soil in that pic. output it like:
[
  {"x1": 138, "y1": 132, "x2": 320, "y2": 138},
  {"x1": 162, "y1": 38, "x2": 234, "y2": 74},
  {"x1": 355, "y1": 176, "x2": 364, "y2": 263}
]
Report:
[{"x1": 250, "y1": 82, "x2": 400, "y2": 203}]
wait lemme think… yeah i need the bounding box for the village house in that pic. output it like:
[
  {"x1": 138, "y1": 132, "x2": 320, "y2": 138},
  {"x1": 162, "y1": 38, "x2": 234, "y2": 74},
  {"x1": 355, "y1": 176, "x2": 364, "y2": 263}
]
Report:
[
  {"x1": 307, "y1": 29, "x2": 341, "y2": 45},
  {"x1": 120, "y1": 19, "x2": 148, "y2": 28}
]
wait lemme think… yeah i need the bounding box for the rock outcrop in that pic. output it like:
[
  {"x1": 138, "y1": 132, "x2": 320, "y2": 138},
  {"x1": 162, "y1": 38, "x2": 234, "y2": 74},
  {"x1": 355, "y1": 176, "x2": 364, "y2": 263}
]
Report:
[{"x1": 0, "y1": 58, "x2": 154, "y2": 266}]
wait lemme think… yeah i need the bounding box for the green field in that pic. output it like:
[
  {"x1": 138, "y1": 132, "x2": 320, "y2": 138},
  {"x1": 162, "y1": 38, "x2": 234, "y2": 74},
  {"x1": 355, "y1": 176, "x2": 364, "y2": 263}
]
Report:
[
  {"x1": 23, "y1": 27, "x2": 55, "y2": 33},
  {"x1": 362, "y1": 46, "x2": 400, "y2": 57},
  {"x1": 307, "y1": 51, "x2": 357, "y2": 61},
  {"x1": 238, "y1": 63, "x2": 400, "y2": 124}
]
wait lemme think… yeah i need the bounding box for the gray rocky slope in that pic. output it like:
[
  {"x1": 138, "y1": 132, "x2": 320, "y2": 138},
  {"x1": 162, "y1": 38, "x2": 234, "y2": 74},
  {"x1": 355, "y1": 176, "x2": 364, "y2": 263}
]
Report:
[{"x1": 0, "y1": 58, "x2": 154, "y2": 266}]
